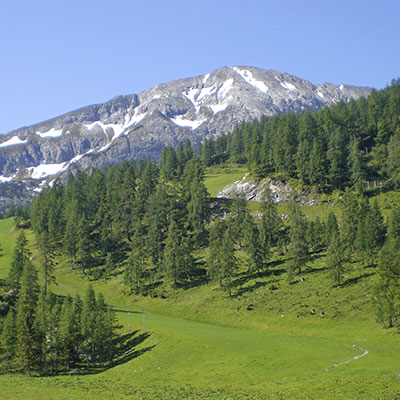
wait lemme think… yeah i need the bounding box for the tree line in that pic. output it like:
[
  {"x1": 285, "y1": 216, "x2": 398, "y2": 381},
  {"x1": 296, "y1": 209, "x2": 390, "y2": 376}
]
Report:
[
  {"x1": 20, "y1": 149, "x2": 400, "y2": 330},
  {"x1": 198, "y1": 80, "x2": 400, "y2": 191},
  {"x1": 1, "y1": 238, "x2": 117, "y2": 374},
  {"x1": 2, "y1": 80, "x2": 400, "y2": 366}
]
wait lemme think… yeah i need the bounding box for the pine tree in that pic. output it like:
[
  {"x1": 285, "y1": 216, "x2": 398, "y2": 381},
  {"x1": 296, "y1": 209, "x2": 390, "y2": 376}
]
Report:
[
  {"x1": 208, "y1": 220, "x2": 226, "y2": 285},
  {"x1": 219, "y1": 228, "x2": 238, "y2": 297},
  {"x1": 14, "y1": 259, "x2": 39, "y2": 375},
  {"x1": 64, "y1": 199, "x2": 79, "y2": 269},
  {"x1": 81, "y1": 286, "x2": 97, "y2": 368},
  {"x1": 308, "y1": 137, "x2": 326, "y2": 190},
  {"x1": 327, "y1": 126, "x2": 348, "y2": 188},
  {"x1": 103, "y1": 305, "x2": 118, "y2": 366},
  {"x1": 6, "y1": 231, "x2": 31, "y2": 290},
  {"x1": 375, "y1": 239, "x2": 400, "y2": 328},
  {"x1": 1, "y1": 308, "x2": 16, "y2": 372},
  {"x1": 164, "y1": 220, "x2": 182, "y2": 285},
  {"x1": 124, "y1": 223, "x2": 147, "y2": 294},
  {"x1": 58, "y1": 296, "x2": 77, "y2": 370},
  {"x1": 188, "y1": 179, "x2": 209, "y2": 242},
  {"x1": 349, "y1": 138, "x2": 366, "y2": 192},
  {"x1": 33, "y1": 291, "x2": 49, "y2": 373},
  {"x1": 37, "y1": 231, "x2": 56, "y2": 294},
  {"x1": 286, "y1": 199, "x2": 309, "y2": 278},
  {"x1": 327, "y1": 232, "x2": 347, "y2": 287},
  {"x1": 325, "y1": 211, "x2": 339, "y2": 247},
  {"x1": 241, "y1": 213, "x2": 262, "y2": 275}
]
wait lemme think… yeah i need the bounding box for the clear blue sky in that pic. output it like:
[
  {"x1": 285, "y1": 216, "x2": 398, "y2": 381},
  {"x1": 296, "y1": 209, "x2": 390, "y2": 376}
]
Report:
[{"x1": 1, "y1": 0, "x2": 399, "y2": 133}]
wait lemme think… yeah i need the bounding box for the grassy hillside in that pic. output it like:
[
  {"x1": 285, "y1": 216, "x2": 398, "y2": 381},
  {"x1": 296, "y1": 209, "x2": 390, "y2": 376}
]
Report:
[{"x1": 1, "y1": 213, "x2": 400, "y2": 399}]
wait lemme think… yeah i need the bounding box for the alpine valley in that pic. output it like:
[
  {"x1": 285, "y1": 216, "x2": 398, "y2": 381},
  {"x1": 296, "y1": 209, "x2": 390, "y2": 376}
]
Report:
[{"x1": 0, "y1": 66, "x2": 370, "y2": 211}]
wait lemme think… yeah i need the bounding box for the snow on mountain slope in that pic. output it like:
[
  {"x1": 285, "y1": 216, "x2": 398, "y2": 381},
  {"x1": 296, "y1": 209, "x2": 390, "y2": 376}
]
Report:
[{"x1": 0, "y1": 65, "x2": 371, "y2": 210}]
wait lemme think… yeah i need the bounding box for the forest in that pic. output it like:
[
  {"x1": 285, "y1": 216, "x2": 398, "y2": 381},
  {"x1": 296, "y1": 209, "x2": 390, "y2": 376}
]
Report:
[
  {"x1": 199, "y1": 80, "x2": 400, "y2": 191},
  {"x1": 1, "y1": 81, "x2": 400, "y2": 375}
]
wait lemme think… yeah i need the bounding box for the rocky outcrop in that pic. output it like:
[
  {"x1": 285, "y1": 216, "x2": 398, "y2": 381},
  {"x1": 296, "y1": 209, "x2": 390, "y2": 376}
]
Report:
[
  {"x1": 217, "y1": 174, "x2": 316, "y2": 205},
  {"x1": 0, "y1": 66, "x2": 370, "y2": 211}
]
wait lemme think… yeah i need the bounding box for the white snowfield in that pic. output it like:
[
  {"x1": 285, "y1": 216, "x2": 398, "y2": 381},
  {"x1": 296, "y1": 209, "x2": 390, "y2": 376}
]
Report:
[
  {"x1": 209, "y1": 103, "x2": 228, "y2": 113},
  {"x1": 0, "y1": 65, "x2": 370, "y2": 200},
  {"x1": 0, "y1": 175, "x2": 14, "y2": 183},
  {"x1": 181, "y1": 76, "x2": 234, "y2": 116},
  {"x1": 233, "y1": 67, "x2": 269, "y2": 94},
  {"x1": 170, "y1": 115, "x2": 206, "y2": 130},
  {"x1": 0, "y1": 136, "x2": 27, "y2": 148},
  {"x1": 274, "y1": 75, "x2": 297, "y2": 92},
  {"x1": 29, "y1": 162, "x2": 68, "y2": 179},
  {"x1": 85, "y1": 111, "x2": 147, "y2": 142},
  {"x1": 36, "y1": 128, "x2": 64, "y2": 138}
]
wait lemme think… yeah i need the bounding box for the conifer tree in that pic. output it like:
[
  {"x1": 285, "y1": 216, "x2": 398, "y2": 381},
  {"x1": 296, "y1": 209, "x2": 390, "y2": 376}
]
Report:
[
  {"x1": 375, "y1": 238, "x2": 400, "y2": 328},
  {"x1": 327, "y1": 232, "x2": 347, "y2": 287},
  {"x1": 286, "y1": 199, "x2": 309, "y2": 278},
  {"x1": 308, "y1": 137, "x2": 326, "y2": 190},
  {"x1": 33, "y1": 291, "x2": 49, "y2": 373},
  {"x1": 208, "y1": 220, "x2": 226, "y2": 285},
  {"x1": 325, "y1": 211, "x2": 339, "y2": 247},
  {"x1": 1, "y1": 308, "x2": 16, "y2": 372},
  {"x1": 58, "y1": 296, "x2": 77, "y2": 370},
  {"x1": 81, "y1": 286, "x2": 97, "y2": 367},
  {"x1": 64, "y1": 199, "x2": 79, "y2": 269},
  {"x1": 124, "y1": 223, "x2": 147, "y2": 294},
  {"x1": 6, "y1": 231, "x2": 30, "y2": 290},
  {"x1": 14, "y1": 259, "x2": 39, "y2": 375},
  {"x1": 187, "y1": 179, "x2": 209, "y2": 244},
  {"x1": 37, "y1": 231, "x2": 56, "y2": 294},
  {"x1": 241, "y1": 213, "x2": 263, "y2": 275},
  {"x1": 219, "y1": 228, "x2": 238, "y2": 297},
  {"x1": 349, "y1": 138, "x2": 366, "y2": 192}
]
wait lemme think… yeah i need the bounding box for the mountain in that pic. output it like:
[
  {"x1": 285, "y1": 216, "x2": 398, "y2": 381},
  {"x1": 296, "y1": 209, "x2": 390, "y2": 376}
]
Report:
[{"x1": 0, "y1": 66, "x2": 370, "y2": 211}]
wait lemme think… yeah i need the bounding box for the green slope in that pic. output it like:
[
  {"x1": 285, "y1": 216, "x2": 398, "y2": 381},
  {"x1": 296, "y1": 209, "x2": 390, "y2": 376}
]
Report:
[{"x1": 0, "y1": 202, "x2": 399, "y2": 400}]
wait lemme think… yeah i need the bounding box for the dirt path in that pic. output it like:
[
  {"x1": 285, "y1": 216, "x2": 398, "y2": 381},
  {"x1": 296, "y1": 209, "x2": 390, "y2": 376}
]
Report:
[{"x1": 324, "y1": 344, "x2": 368, "y2": 371}]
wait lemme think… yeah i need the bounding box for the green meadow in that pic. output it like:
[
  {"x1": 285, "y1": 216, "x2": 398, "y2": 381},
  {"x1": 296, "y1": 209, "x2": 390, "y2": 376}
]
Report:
[{"x1": 1, "y1": 168, "x2": 400, "y2": 399}]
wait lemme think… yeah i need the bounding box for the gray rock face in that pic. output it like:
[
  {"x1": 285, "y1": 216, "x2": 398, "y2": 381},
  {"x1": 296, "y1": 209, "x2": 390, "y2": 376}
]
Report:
[
  {"x1": 0, "y1": 66, "x2": 370, "y2": 211},
  {"x1": 217, "y1": 174, "x2": 315, "y2": 205}
]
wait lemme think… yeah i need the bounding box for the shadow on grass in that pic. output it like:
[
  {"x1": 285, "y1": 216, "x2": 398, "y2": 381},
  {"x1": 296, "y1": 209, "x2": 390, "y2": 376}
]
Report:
[
  {"x1": 74, "y1": 330, "x2": 155, "y2": 376},
  {"x1": 341, "y1": 271, "x2": 375, "y2": 287},
  {"x1": 113, "y1": 309, "x2": 144, "y2": 314},
  {"x1": 234, "y1": 280, "x2": 268, "y2": 297},
  {"x1": 232, "y1": 261, "x2": 287, "y2": 290}
]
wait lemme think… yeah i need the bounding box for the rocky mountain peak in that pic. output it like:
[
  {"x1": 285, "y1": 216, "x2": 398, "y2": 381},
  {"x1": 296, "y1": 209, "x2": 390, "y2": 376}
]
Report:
[{"x1": 0, "y1": 66, "x2": 371, "y2": 211}]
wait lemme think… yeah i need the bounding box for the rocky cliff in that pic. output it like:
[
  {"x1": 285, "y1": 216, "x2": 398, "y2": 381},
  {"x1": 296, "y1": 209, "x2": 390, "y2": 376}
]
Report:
[{"x1": 0, "y1": 66, "x2": 370, "y2": 211}]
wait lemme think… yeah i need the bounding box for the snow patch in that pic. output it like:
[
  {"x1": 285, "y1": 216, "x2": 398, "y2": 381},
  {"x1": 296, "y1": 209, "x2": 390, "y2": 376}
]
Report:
[
  {"x1": 29, "y1": 162, "x2": 68, "y2": 179},
  {"x1": 281, "y1": 81, "x2": 296, "y2": 92},
  {"x1": 183, "y1": 88, "x2": 199, "y2": 106},
  {"x1": 209, "y1": 104, "x2": 228, "y2": 114},
  {"x1": 232, "y1": 67, "x2": 268, "y2": 94},
  {"x1": 274, "y1": 75, "x2": 296, "y2": 92},
  {"x1": 0, "y1": 175, "x2": 13, "y2": 183},
  {"x1": 85, "y1": 111, "x2": 146, "y2": 140},
  {"x1": 127, "y1": 112, "x2": 146, "y2": 128},
  {"x1": 0, "y1": 136, "x2": 27, "y2": 148},
  {"x1": 170, "y1": 116, "x2": 206, "y2": 130},
  {"x1": 317, "y1": 92, "x2": 325, "y2": 99},
  {"x1": 197, "y1": 84, "x2": 217, "y2": 101},
  {"x1": 202, "y1": 73, "x2": 210, "y2": 84},
  {"x1": 36, "y1": 128, "x2": 63, "y2": 138},
  {"x1": 339, "y1": 84, "x2": 344, "y2": 92},
  {"x1": 218, "y1": 78, "x2": 234, "y2": 98}
]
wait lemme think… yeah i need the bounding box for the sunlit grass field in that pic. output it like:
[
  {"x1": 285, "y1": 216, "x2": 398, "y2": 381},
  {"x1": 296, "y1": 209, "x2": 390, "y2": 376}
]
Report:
[{"x1": 1, "y1": 165, "x2": 400, "y2": 399}]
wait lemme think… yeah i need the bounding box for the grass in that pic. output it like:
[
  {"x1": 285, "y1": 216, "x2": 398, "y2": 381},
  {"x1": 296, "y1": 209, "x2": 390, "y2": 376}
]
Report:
[
  {"x1": 0, "y1": 218, "x2": 36, "y2": 280},
  {"x1": 1, "y1": 178, "x2": 400, "y2": 399},
  {"x1": 204, "y1": 164, "x2": 247, "y2": 197}
]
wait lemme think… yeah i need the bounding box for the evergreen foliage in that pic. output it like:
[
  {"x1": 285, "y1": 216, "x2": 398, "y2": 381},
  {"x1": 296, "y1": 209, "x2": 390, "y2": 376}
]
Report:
[{"x1": 0, "y1": 248, "x2": 118, "y2": 374}]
